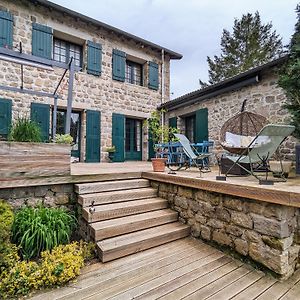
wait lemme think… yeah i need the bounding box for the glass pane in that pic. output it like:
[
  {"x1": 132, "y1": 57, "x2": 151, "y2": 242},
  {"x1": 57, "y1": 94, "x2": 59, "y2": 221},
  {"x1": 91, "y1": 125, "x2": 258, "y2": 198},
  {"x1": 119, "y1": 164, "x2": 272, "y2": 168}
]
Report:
[
  {"x1": 136, "y1": 121, "x2": 141, "y2": 151},
  {"x1": 125, "y1": 119, "x2": 131, "y2": 152},
  {"x1": 70, "y1": 112, "x2": 80, "y2": 151},
  {"x1": 186, "y1": 116, "x2": 195, "y2": 143}
]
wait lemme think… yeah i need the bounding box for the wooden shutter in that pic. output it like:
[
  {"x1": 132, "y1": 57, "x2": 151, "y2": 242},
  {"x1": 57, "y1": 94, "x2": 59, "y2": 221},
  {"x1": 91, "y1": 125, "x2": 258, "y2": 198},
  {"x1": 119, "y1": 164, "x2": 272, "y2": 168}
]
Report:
[
  {"x1": 169, "y1": 117, "x2": 177, "y2": 129},
  {"x1": 112, "y1": 113, "x2": 125, "y2": 162},
  {"x1": 86, "y1": 110, "x2": 101, "y2": 162},
  {"x1": 148, "y1": 131, "x2": 155, "y2": 160},
  {"x1": 148, "y1": 61, "x2": 159, "y2": 90},
  {"x1": 32, "y1": 23, "x2": 52, "y2": 59},
  {"x1": 0, "y1": 99, "x2": 12, "y2": 138},
  {"x1": 112, "y1": 49, "x2": 126, "y2": 81},
  {"x1": 195, "y1": 108, "x2": 208, "y2": 143},
  {"x1": 87, "y1": 41, "x2": 102, "y2": 76},
  {"x1": 30, "y1": 103, "x2": 50, "y2": 142},
  {"x1": 0, "y1": 11, "x2": 13, "y2": 48}
]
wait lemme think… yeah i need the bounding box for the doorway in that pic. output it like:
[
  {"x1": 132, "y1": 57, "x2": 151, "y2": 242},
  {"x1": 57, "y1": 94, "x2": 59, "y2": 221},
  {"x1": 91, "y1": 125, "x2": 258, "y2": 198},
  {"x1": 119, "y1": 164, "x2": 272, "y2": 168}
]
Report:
[
  {"x1": 125, "y1": 118, "x2": 142, "y2": 161},
  {"x1": 55, "y1": 110, "x2": 81, "y2": 159}
]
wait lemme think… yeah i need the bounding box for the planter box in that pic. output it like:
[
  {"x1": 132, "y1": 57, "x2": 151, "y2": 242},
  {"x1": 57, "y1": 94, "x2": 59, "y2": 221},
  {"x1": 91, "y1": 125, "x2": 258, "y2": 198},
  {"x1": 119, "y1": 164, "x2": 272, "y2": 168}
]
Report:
[{"x1": 0, "y1": 142, "x2": 71, "y2": 179}]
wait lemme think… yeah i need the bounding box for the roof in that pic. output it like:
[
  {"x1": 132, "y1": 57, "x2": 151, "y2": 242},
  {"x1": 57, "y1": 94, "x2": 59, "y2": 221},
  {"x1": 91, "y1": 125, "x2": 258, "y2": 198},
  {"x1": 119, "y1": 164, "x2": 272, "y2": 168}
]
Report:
[
  {"x1": 161, "y1": 55, "x2": 288, "y2": 111},
  {"x1": 28, "y1": 0, "x2": 182, "y2": 60}
]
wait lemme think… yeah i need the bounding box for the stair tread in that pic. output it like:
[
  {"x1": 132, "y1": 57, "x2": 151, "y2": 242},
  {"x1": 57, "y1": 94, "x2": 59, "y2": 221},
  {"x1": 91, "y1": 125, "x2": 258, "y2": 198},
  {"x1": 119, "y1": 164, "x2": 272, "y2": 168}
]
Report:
[
  {"x1": 84, "y1": 197, "x2": 167, "y2": 213},
  {"x1": 91, "y1": 209, "x2": 177, "y2": 231},
  {"x1": 98, "y1": 223, "x2": 190, "y2": 251}
]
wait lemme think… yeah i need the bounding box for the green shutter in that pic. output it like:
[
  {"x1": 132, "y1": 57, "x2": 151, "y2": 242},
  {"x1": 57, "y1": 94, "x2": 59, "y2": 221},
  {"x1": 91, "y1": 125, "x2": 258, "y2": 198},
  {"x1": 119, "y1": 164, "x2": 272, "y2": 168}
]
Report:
[
  {"x1": 32, "y1": 23, "x2": 52, "y2": 59},
  {"x1": 112, "y1": 49, "x2": 126, "y2": 81},
  {"x1": 86, "y1": 110, "x2": 101, "y2": 162},
  {"x1": 30, "y1": 103, "x2": 50, "y2": 142},
  {"x1": 0, "y1": 11, "x2": 13, "y2": 48},
  {"x1": 0, "y1": 98, "x2": 12, "y2": 138},
  {"x1": 112, "y1": 113, "x2": 125, "y2": 162},
  {"x1": 195, "y1": 108, "x2": 208, "y2": 143},
  {"x1": 148, "y1": 61, "x2": 159, "y2": 90},
  {"x1": 148, "y1": 131, "x2": 155, "y2": 160},
  {"x1": 87, "y1": 41, "x2": 102, "y2": 76},
  {"x1": 169, "y1": 117, "x2": 177, "y2": 129}
]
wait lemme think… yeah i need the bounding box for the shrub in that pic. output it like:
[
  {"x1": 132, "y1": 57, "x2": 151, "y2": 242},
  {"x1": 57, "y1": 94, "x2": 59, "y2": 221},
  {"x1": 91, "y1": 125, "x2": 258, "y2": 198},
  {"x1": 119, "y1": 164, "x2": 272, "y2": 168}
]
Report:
[
  {"x1": 54, "y1": 134, "x2": 73, "y2": 144},
  {"x1": 0, "y1": 200, "x2": 14, "y2": 243},
  {"x1": 12, "y1": 205, "x2": 76, "y2": 259},
  {"x1": 0, "y1": 242, "x2": 85, "y2": 299},
  {"x1": 8, "y1": 117, "x2": 42, "y2": 142}
]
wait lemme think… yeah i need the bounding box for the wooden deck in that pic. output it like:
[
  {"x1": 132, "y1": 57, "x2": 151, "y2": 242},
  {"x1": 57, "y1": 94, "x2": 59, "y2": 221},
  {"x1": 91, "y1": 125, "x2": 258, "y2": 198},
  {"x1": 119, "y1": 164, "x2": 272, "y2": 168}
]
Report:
[{"x1": 30, "y1": 237, "x2": 300, "y2": 300}]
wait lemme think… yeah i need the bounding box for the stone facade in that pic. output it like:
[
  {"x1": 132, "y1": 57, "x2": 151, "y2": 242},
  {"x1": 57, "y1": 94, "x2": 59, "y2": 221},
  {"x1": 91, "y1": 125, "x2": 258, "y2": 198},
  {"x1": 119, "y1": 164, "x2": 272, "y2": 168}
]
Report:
[
  {"x1": 152, "y1": 180, "x2": 300, "y2": 279},
  {"x1": 165, "y1": 69, "x2": 297, "y2": 161},
  {"x1": 0, "y1": 0, "x2": 177, "y2": 161}
]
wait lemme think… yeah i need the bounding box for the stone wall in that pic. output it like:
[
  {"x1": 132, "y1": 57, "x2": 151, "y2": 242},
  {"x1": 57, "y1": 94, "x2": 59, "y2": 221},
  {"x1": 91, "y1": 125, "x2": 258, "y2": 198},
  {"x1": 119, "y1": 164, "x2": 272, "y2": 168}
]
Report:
[
  {"x1": 166, "y1": 69, "x2": 297, "y2": 161},
  {"x1": 151, "y1": 180, "x2": 300, "y2": 279},
  {"x1": 0, "y1": 0, "x2": 172, "y2": 161}
]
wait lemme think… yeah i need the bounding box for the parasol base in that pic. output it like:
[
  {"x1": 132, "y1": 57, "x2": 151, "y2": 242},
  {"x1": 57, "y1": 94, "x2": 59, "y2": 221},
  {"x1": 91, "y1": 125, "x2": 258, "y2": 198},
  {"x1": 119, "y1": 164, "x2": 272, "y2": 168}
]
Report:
[
  {"x1": 259, "y1": 179, "x2": 274, "y2": 185},
  {"x1": 216, "y1": 176, "x2": 227, "y2": 181}
]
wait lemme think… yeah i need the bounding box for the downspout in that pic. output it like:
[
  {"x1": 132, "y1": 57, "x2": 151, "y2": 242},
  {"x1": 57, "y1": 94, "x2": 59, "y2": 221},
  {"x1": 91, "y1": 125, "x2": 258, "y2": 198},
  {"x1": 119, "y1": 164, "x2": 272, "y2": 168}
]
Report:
[{"x1": 161, "y1": 49, "x2": 165, "y2": 142}]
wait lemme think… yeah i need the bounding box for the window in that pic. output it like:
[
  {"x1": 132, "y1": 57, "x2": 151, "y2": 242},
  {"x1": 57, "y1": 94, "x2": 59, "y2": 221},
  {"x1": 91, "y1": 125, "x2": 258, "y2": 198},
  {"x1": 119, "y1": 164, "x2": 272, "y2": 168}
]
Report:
[
  {"x1": 185, "y1": 115, "x2": 196, "y2": 143},
  {"x1": 125, "y1": 60, "x2": 143, "y2": 86},
  {"x1": 53, "y1": 38, "x2": 82, "y2": 67}
]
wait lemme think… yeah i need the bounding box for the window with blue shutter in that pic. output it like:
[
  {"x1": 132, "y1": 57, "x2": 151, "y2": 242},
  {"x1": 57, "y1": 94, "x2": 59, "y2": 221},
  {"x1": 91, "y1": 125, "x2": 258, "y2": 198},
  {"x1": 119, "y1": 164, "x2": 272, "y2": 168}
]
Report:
[
  {"x1": 112, "y1": 113, "x2": 125, "y2": 162},
  {"x1": 0, "y1": 11, "x2": 13, "y2": 48},
  {"x1": 112, "y1": 49, "x2": 126, "y2": 81},
  {"x1": 30, "y1": 103, "x2": 50, "y2": 142},
  {"x1": 87, "y1": 41, "x2": 102, "y2": 76},
  {"x1": 0, "y1": 99, "x2": 12, "y2": 139},
  {"x1": 148, "y1": 61, "x2": 159, "y2": 90},
  {"x1": 32, "y1": 23, "x2": 53, "y2": 59}
]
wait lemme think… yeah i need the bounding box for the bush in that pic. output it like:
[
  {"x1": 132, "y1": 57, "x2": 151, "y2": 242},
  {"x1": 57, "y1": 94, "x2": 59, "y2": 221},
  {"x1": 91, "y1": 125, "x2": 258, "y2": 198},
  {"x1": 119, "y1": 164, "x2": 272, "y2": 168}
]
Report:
[
  {"x1": 0, "y1": 200, "x2": 14, "y2": 243},
  {"x1": 0, "y1": 242, "x2": 85, "y2": 299},
  {"x1": 54, "y1": 134, "x2": 73, "y2": 144},
  {"x1": 8, "y1": 117, "x2": 42, "y2": 142},
  {"x1": 12, "y1": 205, "x2": 76, "y2": 259}
]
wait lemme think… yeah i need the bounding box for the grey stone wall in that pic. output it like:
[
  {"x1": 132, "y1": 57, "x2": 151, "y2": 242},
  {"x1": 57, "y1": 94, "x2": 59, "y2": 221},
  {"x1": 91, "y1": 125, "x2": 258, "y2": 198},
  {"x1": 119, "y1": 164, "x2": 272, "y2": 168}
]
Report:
[
  {"x1": 0, "y1": 0, "x2": 171, "y2": 161},
  {"x1": 166, "y1": 70, "x2": 297, "y2": 161},
  {"x1": 152, "y1": 180, "x2": 300, "y2": 279}
]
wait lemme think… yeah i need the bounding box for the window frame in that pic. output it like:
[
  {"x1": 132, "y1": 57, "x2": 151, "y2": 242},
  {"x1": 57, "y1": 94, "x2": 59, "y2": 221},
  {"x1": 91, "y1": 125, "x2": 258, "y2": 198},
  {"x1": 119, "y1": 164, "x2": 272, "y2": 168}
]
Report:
[
  {"x1": 185, "y1": 114, "x2": 196, "y2": 143},
  {"x1": 53, "y1": 38, "x2": 83, "y2": 68},
  {"x1": 125, "y1": 60, "x2": 143, "y2": 86}
]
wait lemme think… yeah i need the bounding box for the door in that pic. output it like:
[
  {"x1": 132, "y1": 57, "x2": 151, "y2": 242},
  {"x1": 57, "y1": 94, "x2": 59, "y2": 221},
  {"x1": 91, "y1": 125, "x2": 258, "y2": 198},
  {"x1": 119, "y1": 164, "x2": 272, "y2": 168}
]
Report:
[
  {"x1": 86, "y1": 110, "x2": 101, "y2": 162},
  {"x1": 55, "y1": 109, "x2": 82, "y2": 159},
  {"x1": 125, "y1": 118, "x2": 142, "y2": 161}
]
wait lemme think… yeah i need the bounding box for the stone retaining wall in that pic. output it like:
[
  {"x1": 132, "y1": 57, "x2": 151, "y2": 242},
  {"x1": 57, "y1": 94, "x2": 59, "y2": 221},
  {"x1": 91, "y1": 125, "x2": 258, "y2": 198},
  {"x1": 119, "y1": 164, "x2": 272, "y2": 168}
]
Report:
[{"x1": 151, "y1": 180, "x2": 300, "y2": 279}]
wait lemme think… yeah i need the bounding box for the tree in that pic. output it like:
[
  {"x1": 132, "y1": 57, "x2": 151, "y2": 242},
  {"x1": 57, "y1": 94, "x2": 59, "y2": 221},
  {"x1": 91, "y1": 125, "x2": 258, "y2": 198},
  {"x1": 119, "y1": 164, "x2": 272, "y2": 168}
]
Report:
[
  {"x1": 278, "y1": 5, "x2": 300, "y2": 139},
  {"x1": 201, "y1": 11, "x2": 283, "y2": 86}
]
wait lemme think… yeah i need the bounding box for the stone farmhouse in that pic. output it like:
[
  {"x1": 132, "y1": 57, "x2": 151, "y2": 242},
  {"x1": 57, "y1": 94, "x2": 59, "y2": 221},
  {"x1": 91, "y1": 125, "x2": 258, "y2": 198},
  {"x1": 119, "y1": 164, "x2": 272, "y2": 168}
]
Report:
[
  {"x1": 162, "y1": 56, "x2": 297, "y2": 160},
  {"x1": 0, "y1": 0, "x2": 182, "y2": 162}
]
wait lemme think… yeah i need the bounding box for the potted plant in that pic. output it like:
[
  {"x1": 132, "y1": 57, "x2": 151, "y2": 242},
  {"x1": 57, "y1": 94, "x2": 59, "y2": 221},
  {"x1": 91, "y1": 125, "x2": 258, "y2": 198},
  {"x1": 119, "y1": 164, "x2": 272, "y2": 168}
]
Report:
[
  {"x1": 145, "y1": 110, "x2": 178, "y2": 172},
  {"x1": 278, "y1": 4, "x2": 300, "y2": 175},
  {"x1": 105, "y1": 146, "x2": 116, "y2": 162}
]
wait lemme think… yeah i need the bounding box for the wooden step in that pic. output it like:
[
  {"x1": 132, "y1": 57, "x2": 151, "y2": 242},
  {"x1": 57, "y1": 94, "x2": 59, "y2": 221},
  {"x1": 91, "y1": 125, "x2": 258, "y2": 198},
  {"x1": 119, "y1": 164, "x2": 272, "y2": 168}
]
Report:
[
  {"x1": 75, "y1": 179, "x2": 150, "y2": 195},
  {"x1": 83, "y1": 198, "x2": 168, "y2": 223},
  {"x1": 97, "y1": 222, "x2": 190, "y2": 262},
  {"x1": 90, "y1": 209, "x2": 178, "y2": 241},
  {"x1": 78, "y1": 187, "x2": 157, "y2": 207}
]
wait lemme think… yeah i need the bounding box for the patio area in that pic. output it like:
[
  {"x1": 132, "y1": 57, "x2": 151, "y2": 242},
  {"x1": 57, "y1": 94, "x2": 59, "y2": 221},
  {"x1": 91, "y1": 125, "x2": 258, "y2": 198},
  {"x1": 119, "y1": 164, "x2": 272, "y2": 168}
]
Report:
[{"x1": 30, "y1": 237, "x2": 300, "y2": 300}]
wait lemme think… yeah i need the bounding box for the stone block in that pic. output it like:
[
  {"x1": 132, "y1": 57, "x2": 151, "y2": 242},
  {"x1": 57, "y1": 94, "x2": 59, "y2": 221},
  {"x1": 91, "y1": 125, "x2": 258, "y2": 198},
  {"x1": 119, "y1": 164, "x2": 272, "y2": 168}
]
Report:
[
  {"x1": 195, "y1": 213, "x2": 207, "y2": 224},
  {"x1": 263, "y1": 204, "x2": 295, "y2": 221},
  {"x1": 289, "y1": 245, "x2": 300, "y2": 265},
  {"x1": 212, "y1": 230, "x2": 232, "y2": 247},
  {"x1": 251, "y1": 214, "x2": 291, "y2": 238},
  {"x1": 174, "y1": 196, "x2": 188, "y2": 209},
  {"x1": 234, "y1": 238, "x2": 249, "y2": 256},
  {"x1": 244, "y1": 201, "x2": 265, "y2": 214},
  {"x1": 245, "y1": 230, "x2": 262, "y2": 243},
  {"x1": 215, "y1": 207, "x2": 231, "y2": 222},
  {"x1": 200, "y1": 225, "x2": 211, "y2": 240},
  {"x1": 34, "y1": 186, "x2": 49, "y2": 197},
  {"x1": 54, "y1": 194, "x2": 70, "y2": 205},
  {"x1": 223, "y1": 197, "x2": 243, "y2": 211},
  {"x1": 191, "y1": 223, "x2": 201, "y2": 238},
  {"x1": 198, "y1": 201, "x2": 215, "y2": 218},
  {"x1": 190, "y1": 200, "x2": 200, "y2": 213},
  {"x1": 262, "y1": 235, "x2": 294, "y2": 251},
  {"x1": 207, "y1": 219, "x2": 225, "y2": 229},
  {"x1": 231, "y1": 211, "x2": 253, "y2": 229},
  {"x1": 225, "y1": 225, "x2": 244, "y2": 237},
  {"x1": 178, "y1": 186, "x2": 193, "y2": 198}
]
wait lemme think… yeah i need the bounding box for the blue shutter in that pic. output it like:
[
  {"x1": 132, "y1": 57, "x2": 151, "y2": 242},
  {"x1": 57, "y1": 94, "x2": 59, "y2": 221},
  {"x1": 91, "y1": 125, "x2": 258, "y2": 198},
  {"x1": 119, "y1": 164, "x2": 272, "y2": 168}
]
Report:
[
  {"x1": 32, "y1": 23, "x2": 52, "y2": 59},
  {"x1": 87, "y1": 41, "x2": 102, "y2": 76},
  {"x1": 86, "y1": 110, "x2": 101, "y2": 162},
  {"x1": 112, "y1": 113, "x2": 125, "y2": 162},
  {"x1": 148, "y1": 61, "x2": 159, "y2": 90},
  {"x1": 112, "y1": 49, "x2": 126, "y2": 81},
  {"x1": 169, "y1": 117, "x2": 177, "y2": 129},
  {"x1": 0, "y1": 11, "x2": 13, "y2": 48},
  {"x1": 30, "y1": 103, "x2": 50, "y2": 142},
  {"x1": 0, "y1": 98, "x2": 12, "y2": 138}
]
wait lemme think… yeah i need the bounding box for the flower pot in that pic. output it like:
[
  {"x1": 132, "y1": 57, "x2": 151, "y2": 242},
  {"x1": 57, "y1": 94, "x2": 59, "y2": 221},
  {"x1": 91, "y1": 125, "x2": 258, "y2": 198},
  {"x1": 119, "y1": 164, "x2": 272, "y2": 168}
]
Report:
[
  {"x1": 269, "y1": 160, "x2": 292, "y2": 178},
  {"x1": 151, "y1": 158, "x2": 167, "y2": 172}
]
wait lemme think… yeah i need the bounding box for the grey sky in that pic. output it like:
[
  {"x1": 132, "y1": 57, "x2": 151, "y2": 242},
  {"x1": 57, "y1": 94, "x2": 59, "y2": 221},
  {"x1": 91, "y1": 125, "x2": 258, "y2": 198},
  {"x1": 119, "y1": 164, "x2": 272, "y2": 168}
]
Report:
[{"x1": 51, "y1": 0, "x2": 299, "y2": 99}]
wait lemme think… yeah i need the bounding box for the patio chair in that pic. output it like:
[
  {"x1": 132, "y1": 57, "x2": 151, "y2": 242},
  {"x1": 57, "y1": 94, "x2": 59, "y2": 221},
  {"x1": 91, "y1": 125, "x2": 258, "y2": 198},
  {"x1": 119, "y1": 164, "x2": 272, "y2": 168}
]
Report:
[
  {"x1": 174, "y1": 133, "x2": 213, "y2": 176},
  {"x1": 223, "y1": 124, "x2": 295, "y2": 185}
]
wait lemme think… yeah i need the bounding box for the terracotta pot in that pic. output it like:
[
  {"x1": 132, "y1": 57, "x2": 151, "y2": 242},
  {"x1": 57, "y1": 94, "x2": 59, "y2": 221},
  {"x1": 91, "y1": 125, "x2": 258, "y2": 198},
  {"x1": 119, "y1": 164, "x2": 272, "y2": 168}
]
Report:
[{"x1": 151, "y1": 158, "x2": 166, "y2": 172}]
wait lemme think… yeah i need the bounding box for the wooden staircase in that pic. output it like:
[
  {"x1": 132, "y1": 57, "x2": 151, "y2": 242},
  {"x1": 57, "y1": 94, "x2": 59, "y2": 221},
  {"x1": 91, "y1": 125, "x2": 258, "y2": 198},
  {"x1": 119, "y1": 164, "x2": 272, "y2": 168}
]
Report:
[{"x1": 75, "y1": 178, "x2": 190, "y2": 262}]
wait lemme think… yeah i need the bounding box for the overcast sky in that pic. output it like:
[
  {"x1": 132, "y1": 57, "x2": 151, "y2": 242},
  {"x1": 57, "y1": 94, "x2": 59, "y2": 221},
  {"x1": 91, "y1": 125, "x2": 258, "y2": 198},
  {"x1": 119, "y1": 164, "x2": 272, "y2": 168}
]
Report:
[{"x1": 51, "y1": 0, "x2": 299, "y2": 99}]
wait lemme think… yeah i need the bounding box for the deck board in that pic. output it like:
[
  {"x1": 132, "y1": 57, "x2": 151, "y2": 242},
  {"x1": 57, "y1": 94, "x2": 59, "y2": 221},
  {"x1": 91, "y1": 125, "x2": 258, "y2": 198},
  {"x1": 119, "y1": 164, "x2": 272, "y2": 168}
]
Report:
[{"x1": 30, "y1": 238, "x2": 300, "y2": 300}]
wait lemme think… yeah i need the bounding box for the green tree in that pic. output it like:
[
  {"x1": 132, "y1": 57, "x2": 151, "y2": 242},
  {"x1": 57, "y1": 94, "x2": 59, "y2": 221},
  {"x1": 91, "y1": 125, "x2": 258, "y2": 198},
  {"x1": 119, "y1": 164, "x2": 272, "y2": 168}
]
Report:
[
  {"x1": 201, "y1": 11, "x2": 283, "y2": 86},
  {"x1": 278, "y1": 5, "x2": 300, "y2": 139}
]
